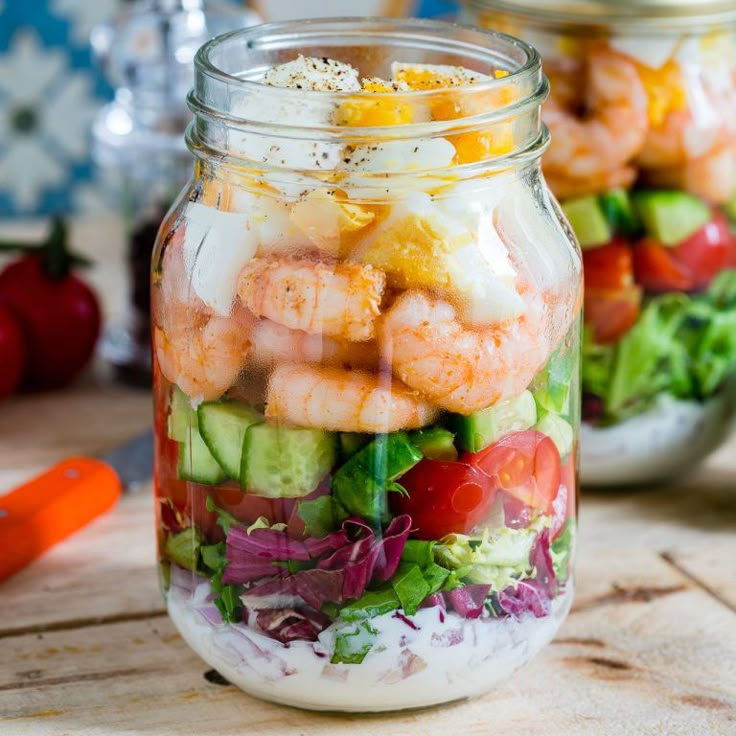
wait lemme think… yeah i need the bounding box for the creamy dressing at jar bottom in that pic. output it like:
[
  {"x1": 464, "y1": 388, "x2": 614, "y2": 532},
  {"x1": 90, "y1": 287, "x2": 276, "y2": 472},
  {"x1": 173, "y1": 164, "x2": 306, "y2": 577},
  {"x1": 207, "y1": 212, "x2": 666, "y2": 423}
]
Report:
[{"x1": 167, "y1": 580, "x2": 573, "y2": 712}]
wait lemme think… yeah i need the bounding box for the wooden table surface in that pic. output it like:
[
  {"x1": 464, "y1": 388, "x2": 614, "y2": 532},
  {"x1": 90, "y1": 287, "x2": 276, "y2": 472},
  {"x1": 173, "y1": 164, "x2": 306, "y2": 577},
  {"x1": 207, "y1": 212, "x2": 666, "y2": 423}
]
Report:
[{"x1": 1, "y1": 217, "x2": 735, "y2": 735}]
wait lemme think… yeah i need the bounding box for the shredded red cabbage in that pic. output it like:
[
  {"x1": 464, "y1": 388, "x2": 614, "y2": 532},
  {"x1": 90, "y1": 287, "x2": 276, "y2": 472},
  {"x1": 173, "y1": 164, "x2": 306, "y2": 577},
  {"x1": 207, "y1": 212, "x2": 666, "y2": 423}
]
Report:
[
  {"x1": 227, "y1": 525, "x2": 312, "y2": 561},
  {"x1": 444, "y1": 584, "x2": 491, "y2": 619},
  {"x1": 530, "y1": 529, "x2": 556, "y2": 597},
  {"x1": 496, "y1": 580, "x2": 551, "y2": 618},
  {"x1": 255, "y1": 607, "x2": 332, "y2": 643},
  {"x1": 318, "y1": 515, "x2": 411, "y2": 599}
]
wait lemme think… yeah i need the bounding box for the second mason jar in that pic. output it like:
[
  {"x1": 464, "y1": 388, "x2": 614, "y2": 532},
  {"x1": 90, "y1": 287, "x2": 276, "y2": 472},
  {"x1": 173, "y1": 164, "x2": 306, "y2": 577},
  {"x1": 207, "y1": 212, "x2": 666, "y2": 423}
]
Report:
[
  {"x1": 153, "y1": 18, "x2": 581, "y2": 711},
  {"x1": 463, "y1": 0, "x2": 736, "y2": 485}
]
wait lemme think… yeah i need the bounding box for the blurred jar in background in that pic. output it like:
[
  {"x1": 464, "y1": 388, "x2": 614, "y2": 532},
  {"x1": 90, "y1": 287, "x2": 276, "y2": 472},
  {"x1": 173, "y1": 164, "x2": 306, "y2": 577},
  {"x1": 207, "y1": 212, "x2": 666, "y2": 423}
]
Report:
[
  {"x1": 463, "y1": 0, "x2": 736, "y2": 486},
  {"x1": 91, "y1": 0, "x2": 260, "y2": 386},
  {"x1": 252, "y1": 0, "x2": 415, "y2": 21}
]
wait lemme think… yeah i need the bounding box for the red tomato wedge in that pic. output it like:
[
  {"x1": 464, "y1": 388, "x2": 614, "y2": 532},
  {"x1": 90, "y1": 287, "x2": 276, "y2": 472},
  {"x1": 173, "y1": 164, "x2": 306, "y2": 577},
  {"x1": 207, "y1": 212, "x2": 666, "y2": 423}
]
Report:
[
  {"x1": 670, "y1": 212, "x2": 730, "y2": 290},
  {"x1": 583, "y1": 239, "x2": 636, "y2": 290},
  {"x1": 584, "y1": 284, "x2": 642, "y2": 344},
  {"x1": 465, "y1": 430, "x2": 562, "y2": 514},
  {"x1": 391, "y1": 459, "x2": 495, "y2": 540},
  {"x1": 633, "y1": 238, "x2": 694, "y2": 293}
]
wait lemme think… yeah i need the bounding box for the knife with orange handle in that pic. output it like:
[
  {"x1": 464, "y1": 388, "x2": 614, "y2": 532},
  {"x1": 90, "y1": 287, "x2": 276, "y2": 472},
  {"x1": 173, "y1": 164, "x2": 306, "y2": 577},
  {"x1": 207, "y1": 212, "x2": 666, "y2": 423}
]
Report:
[{"x1": 0, "y1": 429, "x2": 153, "y2": 582}]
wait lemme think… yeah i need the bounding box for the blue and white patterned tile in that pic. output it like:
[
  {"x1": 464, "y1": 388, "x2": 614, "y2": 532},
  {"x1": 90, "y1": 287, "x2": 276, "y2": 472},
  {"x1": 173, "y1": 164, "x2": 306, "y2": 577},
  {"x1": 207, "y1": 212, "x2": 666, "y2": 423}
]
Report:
[{"x1": 0, "y1": 0, "x2": 458, "y2": 218}]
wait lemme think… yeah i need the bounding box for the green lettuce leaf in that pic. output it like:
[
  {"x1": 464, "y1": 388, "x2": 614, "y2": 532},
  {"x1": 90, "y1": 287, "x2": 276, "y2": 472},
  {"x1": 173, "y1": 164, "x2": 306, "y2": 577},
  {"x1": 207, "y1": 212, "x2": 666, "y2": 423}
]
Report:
[
  {"x1": 391, "y1": 563, "x2": 431, "y2": 616},
  {"x1": 551, "y1": 519, "x2": 575, "y2": 584},
  {"x1": 332, "y1": 621, "x2": 379, "y2": 664},
  {"x1": 434, "y1": 516, "x2": 548, "y2": 591}
]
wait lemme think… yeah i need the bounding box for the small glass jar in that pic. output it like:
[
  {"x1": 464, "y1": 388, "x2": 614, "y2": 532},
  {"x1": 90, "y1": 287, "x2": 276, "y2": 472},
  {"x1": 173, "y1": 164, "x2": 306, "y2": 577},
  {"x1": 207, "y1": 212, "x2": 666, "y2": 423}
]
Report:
[
  {"x1": 153, "y1": 18, "x2": 581, "y2": 712},
  {"x1": 92, "y1": 0, "x2": 260, "y2": 386},
  {"x1": 463, "y1": 0, "x2": 736, "y2": 486}
]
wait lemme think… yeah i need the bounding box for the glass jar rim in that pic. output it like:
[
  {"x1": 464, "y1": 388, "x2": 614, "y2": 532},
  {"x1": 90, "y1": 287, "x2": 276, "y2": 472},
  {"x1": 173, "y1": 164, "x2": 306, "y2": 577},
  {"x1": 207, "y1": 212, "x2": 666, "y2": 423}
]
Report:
[
  {"x1": 462, "y1": 0, "x2": 736, "y2": 31},
  {"x1": 186, "y1": 17, "x2": 549, "y2": 180}
]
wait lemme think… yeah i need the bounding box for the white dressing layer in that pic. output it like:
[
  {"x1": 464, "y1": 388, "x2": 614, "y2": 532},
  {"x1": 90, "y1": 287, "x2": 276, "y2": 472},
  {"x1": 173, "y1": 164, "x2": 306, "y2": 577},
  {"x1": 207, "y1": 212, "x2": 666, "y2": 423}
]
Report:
[{"x1": 167, "y1": 582, "x2": 573, "y2": 712}]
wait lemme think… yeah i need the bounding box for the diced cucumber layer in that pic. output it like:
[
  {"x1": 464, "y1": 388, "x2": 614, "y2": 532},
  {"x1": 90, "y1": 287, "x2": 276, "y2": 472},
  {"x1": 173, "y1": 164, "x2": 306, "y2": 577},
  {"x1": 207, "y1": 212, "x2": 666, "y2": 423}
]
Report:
[
  {"x1": 599, "y1": 188, "x2": 640, "y2": 236},
  {"x1": 561, "y1": 195, "x2": 612, "y2": 249},
  {"x1": 536, "y1": 412, "x2": 574, "y2": 458},
  {"x1": 198, "y1": 401, "x2": 263, "y2": 480},
  {"x1": 241, "y1": 423, "x2": 337, "y2": 498},
  {"x1": 178, "y1": 425, "x2": 228, "y2": 485},
  {"x1": 633, "y1": 190, "x2": 711, "y2": 246},
  {"x1": 451, "y1": 391, "x2": 537, "y2": 453},
  {"x1": 409, "y1": 427, "x2": 458, "y2": 461},
  {"x1": 168, "y1": 387, "x2": 197, "y2": 442},
  {"x1": 533, "y1": 348, "x2": 574, "y2": 416}
]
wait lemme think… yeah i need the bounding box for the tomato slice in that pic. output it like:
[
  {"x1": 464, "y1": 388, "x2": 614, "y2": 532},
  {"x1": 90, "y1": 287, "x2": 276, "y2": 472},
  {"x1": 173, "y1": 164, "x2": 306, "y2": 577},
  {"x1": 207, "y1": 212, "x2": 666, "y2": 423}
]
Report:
[
  {"x1": 391, "y1": 459, "x2": 495, "y2": 540},
  {"x1": 584, "y1": 284, "x2": 642, "y2": 344},
  {"x1": 551, "y1": 455, "x2": 577, "y2": 540},
  {"x1": 583, "y1": 239, "x2": 635, "y2": 290},
  {"x1": 633, "y1": 238, "x2": 694, "y2": 293},
  {"x1": 465, "y1": 430, "x2": 562, "y2": 514},
  {"x1": 670, "y1": 212, "x2": 730, "y2": 290}
]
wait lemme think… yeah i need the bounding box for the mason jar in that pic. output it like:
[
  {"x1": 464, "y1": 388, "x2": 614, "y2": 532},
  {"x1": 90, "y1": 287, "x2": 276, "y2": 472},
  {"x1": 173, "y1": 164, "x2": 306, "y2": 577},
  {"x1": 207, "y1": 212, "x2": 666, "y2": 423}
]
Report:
[
  {"x1": 463, "y1": 0, "x2": 736, "y2": 486},
  {"x1": 152, "y1": 18, "x2": 581, "y2": 712}
]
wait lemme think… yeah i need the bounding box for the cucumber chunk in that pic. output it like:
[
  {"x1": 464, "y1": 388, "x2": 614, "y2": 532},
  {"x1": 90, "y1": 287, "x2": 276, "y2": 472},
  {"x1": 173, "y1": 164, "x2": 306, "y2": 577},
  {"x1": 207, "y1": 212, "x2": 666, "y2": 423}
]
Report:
[
  {"x1": 198, "y1": 401, "x2": 263, "y2": 480},
  {"x1": 724, "y1": 189, "x2": 736, "y2": 222},
  {"x1": 535, "y1": 412, "x2": 574, "y2": 458},
  {"x1": 532, "y1": 348, "x2": 573, "y2": 416},
  {"x1": 409, "y1": 427, "x2": 458, "y2": 461},
  {"x1": 599, "y1": 188, "x2": 640, "y2": 237},
  {"x1": 561, "y1": 195, "x2": 612, "y2": 249},
  {"x1": 633, "y1": 190, "x2": 711, "y2": 246},
  {"x1": 168, "y1": 387, "x2": 197, "y2": 442},
  {"x1": 332, "y1": 432, "x2": 422, "y2": 523},
  {"x1": 241, "y1": 423, "x2": 337, "y2": 498},
  {"x1": 450, "y1": 391, "x2": 537, "y2": 453},
  {"x1": 178, "y1": 425, "x2": 227, "y2": 485}
]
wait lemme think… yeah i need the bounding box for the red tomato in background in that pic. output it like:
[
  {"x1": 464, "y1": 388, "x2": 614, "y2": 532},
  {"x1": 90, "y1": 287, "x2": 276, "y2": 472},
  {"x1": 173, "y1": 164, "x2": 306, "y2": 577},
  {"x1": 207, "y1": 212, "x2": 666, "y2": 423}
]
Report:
[
  {"x1": 391, "y1": 459, "x2": 495, "y2": 540},
  {"x1": 0, "y1": 256, "x2": 100, "y2": 389},
  {"x1": 466, "y1": 430, "x2": 562, "y2": 514},
  {"x1": 583, "y1": 240, "x2": 641, "y2": 343},
  {"x1": 584, "y1": 284, "x2": 642, "y2": 344},
  {"x1": 583, "y1": 239, "x2": 636, "y2": 290},
  {"x1": 0, "y1": 306, "x2": 25, "y2": 399},
  {"x1": 670, "y1": 212, "x2": 731, "y2": 289},
  {"x1": 633, "y1": 238, "x2": 694, "y2": 292}
]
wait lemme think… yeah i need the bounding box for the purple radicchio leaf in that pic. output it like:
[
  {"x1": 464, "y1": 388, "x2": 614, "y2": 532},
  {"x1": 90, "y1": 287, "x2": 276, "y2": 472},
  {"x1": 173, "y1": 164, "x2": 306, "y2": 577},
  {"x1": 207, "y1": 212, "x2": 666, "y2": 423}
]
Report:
[
  {"x1": 419, "y1": 592, "x2": 447, "y2": 611},
  {"x1": 255, "y1": 607, "x2": 332, "y2": 644},
  {"x1": 317, "y1": 514, "x2": 411, "y2": 600},
  {"x1": 496, "y1": 580, "x2": 551, "y2": 618},
  {"x1": 303, "y1": 528, "x2": 350, "y2": 558},
  {"x1": 530, "y1": 529, "x2": 556, "y2": 597},
  {"x1": 445, "y1": 584, "x2": 491, "y2": 619},
  {"x1": 226, "y1": 525, "x2": 311, "y2": 561},
  {"x1": 221, "y1": 556, "x2": 288, "y2": 585}
]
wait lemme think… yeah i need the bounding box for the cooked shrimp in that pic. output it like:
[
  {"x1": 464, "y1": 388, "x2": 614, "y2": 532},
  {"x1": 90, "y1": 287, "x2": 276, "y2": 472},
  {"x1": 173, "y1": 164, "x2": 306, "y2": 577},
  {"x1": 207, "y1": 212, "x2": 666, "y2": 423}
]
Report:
[
  {"x1": 378, "y1": 290, "x2": 549, "y2": 415},
  {"x1": 545, "y1": 166, "x2": 636, "y2": 200},
  {"x1": 154, "y1": 307, "x2": 253, "y2": 403},
  {"x1": 642, "y1": 141, "x2": 736, "y2": 204},
  {"x1": 636, "y1": 70, "x2": 736, "y2": 170},
  {"x1": 265, "y1": 364, "x2": 438, "y2": 433},
  {"x1": 250, "y1": 318, "x2": 379, "y2": 370},
  {"x1": 237, "y1": 258, "x2": 385, "y2": 341},
  {"x1": 543, "y1": 49, "x2": 649, "y2": 186},
  {"x1": 154, "y1": 233, "x2": 253, "y2": 402}
]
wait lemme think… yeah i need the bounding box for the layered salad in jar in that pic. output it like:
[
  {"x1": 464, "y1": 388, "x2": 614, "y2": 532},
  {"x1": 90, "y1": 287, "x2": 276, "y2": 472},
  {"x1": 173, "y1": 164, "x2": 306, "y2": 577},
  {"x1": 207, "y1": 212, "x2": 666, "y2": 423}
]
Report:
[
  {"x1": 466, "y1": 3, "x2": 736, "y2": 484},
  {"x1": 153, "y1": 36, "x2": 580, "y2": 712}
]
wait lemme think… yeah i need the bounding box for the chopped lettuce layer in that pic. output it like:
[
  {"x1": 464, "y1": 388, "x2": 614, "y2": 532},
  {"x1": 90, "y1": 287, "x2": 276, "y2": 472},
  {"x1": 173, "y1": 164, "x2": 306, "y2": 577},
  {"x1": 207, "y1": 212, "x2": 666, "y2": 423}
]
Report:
[{"x1": 583, "y1": 271, "x2": 736, "y2": 424}]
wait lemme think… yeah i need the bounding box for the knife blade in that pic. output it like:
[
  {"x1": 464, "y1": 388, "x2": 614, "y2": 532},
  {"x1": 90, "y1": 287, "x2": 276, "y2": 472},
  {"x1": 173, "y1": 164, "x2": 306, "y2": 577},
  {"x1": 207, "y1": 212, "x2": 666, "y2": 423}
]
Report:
[
  {"x1": 0, "y1": 428, "x2": 154, "y2": 582},
  {"x1": 99, "y1": 428, "x2": 154, "y2": 492}
]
